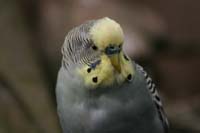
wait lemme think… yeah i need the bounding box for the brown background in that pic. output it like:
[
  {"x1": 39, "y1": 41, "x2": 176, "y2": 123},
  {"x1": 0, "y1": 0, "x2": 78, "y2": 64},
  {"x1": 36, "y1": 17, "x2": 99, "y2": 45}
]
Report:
[{"x1": 0, "y1": 0, "x2": 200, "y2": 133}]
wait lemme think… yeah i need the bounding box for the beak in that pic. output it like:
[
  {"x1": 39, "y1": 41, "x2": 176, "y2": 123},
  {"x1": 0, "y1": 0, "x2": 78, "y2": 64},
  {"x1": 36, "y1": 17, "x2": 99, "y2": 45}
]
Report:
[
  {"x1": 110, "y1": 54, "x2": 121, "y2": 73},
  {"x1": 105, "y1": 46, "x2": 121, "y2": 73}
]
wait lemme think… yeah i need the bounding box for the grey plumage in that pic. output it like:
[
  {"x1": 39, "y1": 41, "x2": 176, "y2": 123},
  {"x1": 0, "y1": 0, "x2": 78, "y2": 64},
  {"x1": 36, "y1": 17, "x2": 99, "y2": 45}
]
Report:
[
  {"x1": 135, "y1": 64, "x2": 169, "y2": 132},
  {"x1": 56, "y1": 18, "x2": 169, "y2": 133},
  {"x1": 56, "y1": 62, "x2": 169, "y2": 133}
]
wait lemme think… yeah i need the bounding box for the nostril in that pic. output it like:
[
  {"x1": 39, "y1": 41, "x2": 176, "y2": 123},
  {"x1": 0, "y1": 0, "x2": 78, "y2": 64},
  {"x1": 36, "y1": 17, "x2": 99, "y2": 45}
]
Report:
[
  {"x1": 105, "y1": 45, "x2": 121, "y2": 55},
  {"x1": 109, "y1": 46, "x2": 114, "y2": 49}
]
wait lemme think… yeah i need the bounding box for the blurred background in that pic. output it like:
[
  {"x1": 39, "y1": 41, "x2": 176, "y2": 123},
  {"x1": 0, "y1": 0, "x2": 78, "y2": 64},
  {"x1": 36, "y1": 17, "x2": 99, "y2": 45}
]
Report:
[{"x1": 0, "y1": 0, "x2": 200, "y2": 133}]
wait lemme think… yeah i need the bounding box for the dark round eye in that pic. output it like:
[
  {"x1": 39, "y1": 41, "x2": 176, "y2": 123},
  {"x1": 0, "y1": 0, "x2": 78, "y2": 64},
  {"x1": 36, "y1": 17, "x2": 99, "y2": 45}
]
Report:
[
  {"x1": 127, "y1": 74, "x2": 132, "y2": 81},
  {"x1": 92, "y1": 45, "x2": 98, "y2": 50}
]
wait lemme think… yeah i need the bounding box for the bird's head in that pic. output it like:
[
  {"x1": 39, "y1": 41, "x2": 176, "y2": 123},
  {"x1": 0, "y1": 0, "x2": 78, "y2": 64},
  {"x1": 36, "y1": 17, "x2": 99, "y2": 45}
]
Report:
[
  {"x1": 90, "y1": 17, "x2": 124, "y2": 73},
  {"x1": 61, "y1": 17, "x2": 134, "y2": 89},
  {"x1": 76, "y1": 17, "x2": 134, "y2": 88}
]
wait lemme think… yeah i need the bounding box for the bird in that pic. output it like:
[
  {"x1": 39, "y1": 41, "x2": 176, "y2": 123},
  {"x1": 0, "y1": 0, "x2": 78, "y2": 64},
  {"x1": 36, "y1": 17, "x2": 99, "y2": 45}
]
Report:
[{"x1": 55, "y1": 17, "x2": 169, "y2": 133}]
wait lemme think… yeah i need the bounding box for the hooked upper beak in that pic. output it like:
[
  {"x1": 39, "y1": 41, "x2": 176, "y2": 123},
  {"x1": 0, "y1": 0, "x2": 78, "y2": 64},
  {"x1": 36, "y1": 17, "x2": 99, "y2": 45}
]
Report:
[{"x1": 105, "y1": 46, "x2": 121, "y2": 73}]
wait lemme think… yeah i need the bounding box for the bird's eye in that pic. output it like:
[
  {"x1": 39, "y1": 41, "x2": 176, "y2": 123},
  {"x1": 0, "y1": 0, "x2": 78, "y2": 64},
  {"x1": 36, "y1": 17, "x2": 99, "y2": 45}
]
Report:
[{"x1": 92, "y1": 45, "x2": 98, "y2": 50}]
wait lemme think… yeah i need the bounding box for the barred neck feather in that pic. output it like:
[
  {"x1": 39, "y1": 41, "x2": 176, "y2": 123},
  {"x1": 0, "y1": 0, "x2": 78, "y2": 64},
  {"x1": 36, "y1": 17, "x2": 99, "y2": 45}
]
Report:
[{"x1": 61, "y1": 20, "x2": 100, "y2": 71}]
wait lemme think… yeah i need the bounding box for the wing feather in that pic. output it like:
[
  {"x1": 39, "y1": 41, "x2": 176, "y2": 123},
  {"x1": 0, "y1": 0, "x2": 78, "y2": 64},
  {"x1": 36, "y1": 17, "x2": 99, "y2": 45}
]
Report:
[{"x1": 136, "y1": 64, "x2": 169, "y2": 133}]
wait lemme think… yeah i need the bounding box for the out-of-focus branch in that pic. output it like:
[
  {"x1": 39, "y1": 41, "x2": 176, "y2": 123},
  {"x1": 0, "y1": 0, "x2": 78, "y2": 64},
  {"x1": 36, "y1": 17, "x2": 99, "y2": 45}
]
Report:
[
  {"x1": 17, "y1": 0, "x2": 57, "y2": 105},
  {"x1": 0, "y1": 71, "x2": 45, "y2": 133}
]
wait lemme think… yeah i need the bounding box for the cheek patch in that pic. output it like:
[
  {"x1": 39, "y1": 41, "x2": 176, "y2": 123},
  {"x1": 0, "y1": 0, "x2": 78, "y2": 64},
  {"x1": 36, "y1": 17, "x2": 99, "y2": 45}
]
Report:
[
  {"x1": 90, "y1": 60, "x2": 101, "y2": 69},
  {"x1": 115, "y1": 52, "x2": 135, "y2": 83},
  {"x1": 77, "y1": 54, "x2": 115, "y2": 89}
]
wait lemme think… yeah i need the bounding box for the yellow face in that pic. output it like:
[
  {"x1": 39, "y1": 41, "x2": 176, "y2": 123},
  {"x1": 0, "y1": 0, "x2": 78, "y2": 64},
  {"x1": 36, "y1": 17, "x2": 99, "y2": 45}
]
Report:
[
  {"x1": 90, "y1": 17, "x2": 124, "y2": 73},
  {"x1": 77, "y1": 17, "x2": 134, "y2": 89}
]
